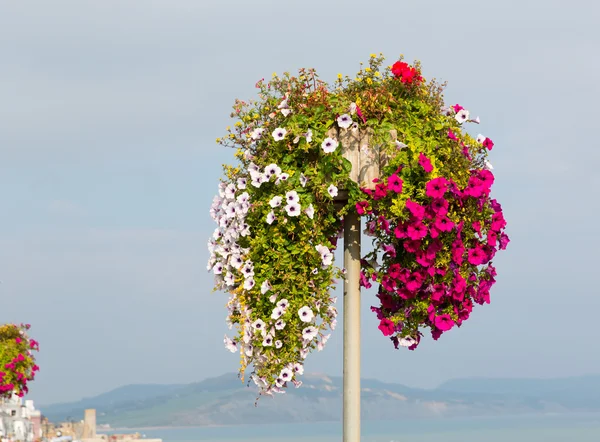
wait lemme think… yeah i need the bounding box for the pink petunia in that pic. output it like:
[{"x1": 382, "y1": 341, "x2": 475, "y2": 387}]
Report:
[
  {"x1": 434, "y1": 314, "x2": 455, "y2": 331},
  {"x1": 434, "y1": 215, "x2": 455, "y2": 232},
  {"x1": 499, "y1": 233, "x2": 510, "y2": 250},
  {"x1": 407, "y1": 221, "x2": 427, "y2": 240},
  {"x1": 418, "y1": 152, "x2": 433, "y2": 172},
  {"x1": 382, "y1": 244, "x2": 397, "y2": 258},
  {"x1": 452, "y1": 104, "x2": 464, "y2": 113},
  {"x1": 356, "y1": 200, "x2": 370, "y2": 215},
  {"x1": 430, "y1": 198, "x2": 449, "y2": 215},
  {"x1": 448, "y1": 130, "x2": 457, "y2": 141},
  {"x1": 387, "y1": 174, "x2": 404, "y2": 193},
  {"x1": 483, "y1": 137, "x2": 494, "y2": 150},
  {"x1": 405, "y1": 271, "x2": 425, "y2": 292},
  {"x1": 467, "y1": 246, "x2": 487, "y2": 265},
  {"x1": 405, "y1": 199, "x2": 425, "y2": 219},
  {"x1": 403, "y1": 239, "x2": 421, "y2": 253},
  {"x1": 373, "y1": 182, "x2": 388, "y2": 200},
  {"x1": 378, "y1": 318, "x2": 396, "y2": 336},
  {"x1": 425, "y1": 177, "x2": 449, "y2": 199}
]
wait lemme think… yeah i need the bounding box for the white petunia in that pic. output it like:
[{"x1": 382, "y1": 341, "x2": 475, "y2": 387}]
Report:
[
  {"x1": 305, "y1": 129, "x2": 313, "y2": 143},
  {"x1": 244, "y1": 344, "x2": 253, "y2": 357},
  {"x1": 300, "y1": 348, "x2": 309, "y2": 359},
  {"x1": 236, "y1": 192, "x2": 250, "y2": 204},
  {"x1": 285, "y1": 202, "x2": 301, "y2": 217},
  {"x1": 298, "y1": 306, "x2": 314, "y2": 323},
  {"x1": 275, "y1": 319, "x2": 286, "y2": 330},
  {"x1": 277, "y1": 97, "x2": 288, "y2": 109},
  {"x1": 321, "y1": 252, "x2": 334, "y2": 266},
  {"x1": 251, "y1": 128, "x2": 265, "y2": 140},
  {"x1": 302, "y1": 326, "x2": 318, "y2": 341},
  {"x1": 305, "y1": 204, "x2": 315, "y2": 219},
  {"x1": 271, "y1": 306, "x2": 284, "y2": 320},
  {"x1": 484, "y1": 160, "x2": 494, "y2": 171},
  {"x1": 275, "y1": 173, "x2": 289, "y2": 185},
  {"x1": 349, "y1": 102, "x2": 357, "y2": 114},
  {"x1": 266, "y1": 211, "x2": 276, "y2": 225},
  {"x1": 292, "y1": 362, "x2": 304, "y2": 375},
  {"x1": 272, "y1": 127, "x2": 287, "y2": 141},
  {"x1": 275, "y1": 340, "x2": 283, "y2": 349},
  {"x1": 213, "y1": 262, "x2": 224, "y2": 275},
  {"x1": 281, "y1": 108, "x2": 291, "y2": 117},
  {"x1": 252, "y1": 319, "x2": 266, "y2": 332},
  {"x1": 277, "y1": 299, "x2": 289, "y2": 310},
  {"x1": 327, "y1": 184, "x2": 338, "y2": 198},
  {"x1": 224, "y1": 183, "x2": 236, "y2": 200},
  {"x1": 471, "y1": 116, "x2": 481, "y2": 124},
  {"x1": 300, "y1": 173, "x2": 308, "y2": 187},
  {"x1": 321, "y1": 137, "x2": 339, "y2": 153},
  {"x1": 224, "y1": 335, "x2": 237, "y2": 353},
  {"x1": 330, "y1": 318, "x2": 337, "y2": 330},
  {"x1": 248, "y1": 162, "x2": 260, "y2": 173},
  {"x1": 269, "y1": 196, "x2": 283, "y2": 208},
  {"x1": 230, "y1": 254, "x2": 243, "y2": 269},
  {"x1": 261, "y1": 280, "x2": 272, "y2": 295},
  {"x1": 243, "y1": 278, "x2": 255, "y2": 290},
  {"x1": 237, "y1": 177, "x2": 247, "y2": 189},
  {"x1": 262, "y1": 334, "x2": 274, "y2": 346},
  {"x1": 279, "y1": 367, "x2": 293, "y2": 382},
  {"x1": 476, "y1": 134, "x2": 486, "y2": 144},
  {"x1": 269, "y1": 294, "x2": 278, "y2": 303},
  {"x1": 224, "y1": 272, "x2": 235, "y2": 287},
  {"x1": 398, "y1": 336, "x2": 416, "y2": 347},
  {"x1": 337, "y1": 114, "x2": 353, "y2": 129},
  {"x1": 251, "y1": 172, "x2": 266, "y2": 188},
  {"x1": 395, "y1": 140, "x2": 408, "y2": 149},
  {"x1": 285, "y1": 190, "x2": 300, "y2": 204},
  {"x1": 264, "y1": 164, "x2": 282, "y2": 179},
  {"x1": 455, "y1": 109, "x2": 469, "y2": 124}
]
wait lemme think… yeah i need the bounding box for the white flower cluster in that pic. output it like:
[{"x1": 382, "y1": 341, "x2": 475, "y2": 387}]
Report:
[
  {"x1": 267, "y1": 189, "x2": 315, "y2": 223},
  {"x1": 208, "y1": 174, "x2": 339, "y2": 396}
]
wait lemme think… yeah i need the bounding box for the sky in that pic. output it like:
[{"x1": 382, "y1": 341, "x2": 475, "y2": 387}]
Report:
[{"x1": 1, "y1": 0, "x2": 599, "y2": 406}]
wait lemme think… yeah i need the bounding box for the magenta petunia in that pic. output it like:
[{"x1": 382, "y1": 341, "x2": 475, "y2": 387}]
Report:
[
  {"x1": 434, "y1": 314, "x2": 455, "y2": 331},
  {"x1": 356, "y1": 200, "x2": 370, "y2": 215},
  {"x1": 434, "y1": 215, "x2": 455, "y2": 232},
  {"x1": 499, "y1": 233, "x2": 510, "y2": 250},
  {"x1": 418, "y1": 152, "x2": 433, "y2": 172},
  {"x1": 405, "y1": 199, "x2": 425, "y2": 219},
  {"x1": 387, "y1": 174, "x2": 404, "y2": 193},
  {"x1": 405, "y1": 271, "x2": 425, "y2": 292},
  {"x1": 382, "y1": 244, "x2": 397, "y2": 258},
  {"x1": 373, "y1": 182, "x2": 388, "y2": 200},
  {"x1": 425, "y1": 177, "x2": 449, "y2": 199},
  {"x1": 378, "y1": 318, "x2": 396, "y2": 336},
  {"x1": 483, "y1": 137, "x2": 494, "y2": 150},
  {"x1": 430, "y1": 198, "x2": 449, "y2": 215},
  {"x1": 403, "y1": 239, "x2": 421, "y2": 253},
  {"x1": 407, "y1": 221, "x2": 427, "y2": 240},
  {"x1": 448, "y1": 130, "x2": 457, "y2": 140},
  {"x1": 467, "y1": 246, "x2": 487, "y2": 265}
]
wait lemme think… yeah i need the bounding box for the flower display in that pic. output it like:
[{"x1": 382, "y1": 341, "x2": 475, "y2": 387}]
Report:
[
  {"x1": 209, "y1": 53, "x2": 508, "y2": 398},
  {"x1": 0, "y1": 323, "x2": 40, "y2": 398}
]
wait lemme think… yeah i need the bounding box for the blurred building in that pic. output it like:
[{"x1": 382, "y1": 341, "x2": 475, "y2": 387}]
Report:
[{"x1": 0, "y1": 394, "x2": 42, "y2": 442}]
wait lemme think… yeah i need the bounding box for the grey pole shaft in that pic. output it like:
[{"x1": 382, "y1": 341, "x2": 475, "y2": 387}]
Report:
[{"x1": 343, "y1": 211, "x2": 361, "y2": 442}]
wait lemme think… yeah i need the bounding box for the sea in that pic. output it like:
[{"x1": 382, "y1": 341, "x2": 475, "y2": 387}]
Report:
[{"x1": 112, "y1": 413, "x2": 600, "y2": 442}]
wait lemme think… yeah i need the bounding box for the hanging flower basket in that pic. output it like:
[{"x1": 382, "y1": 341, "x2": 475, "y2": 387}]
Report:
[
  {"x1": 0, "y1": 323, "x2": 40, "y2": 398},
  {"x1": 208, "y1": 53, "x2": 509, "y2": 397}
]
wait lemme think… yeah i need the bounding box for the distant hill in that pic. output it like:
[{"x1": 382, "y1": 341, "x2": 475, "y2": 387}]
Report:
[{"x1": 40, "y1": 373, "x2": 600, "y2": 428}]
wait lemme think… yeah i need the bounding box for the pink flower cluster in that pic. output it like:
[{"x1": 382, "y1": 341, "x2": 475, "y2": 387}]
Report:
[
  {"x1": 0, "y1": 324, "x2": 40, "y2": 397},
  {"x1": 358, "y1": 153, "x2": 509, "y2": 349}
]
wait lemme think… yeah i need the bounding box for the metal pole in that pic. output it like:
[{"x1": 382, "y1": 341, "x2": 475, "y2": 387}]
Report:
[{"x1": 343, "y1": 210, "x2": 361, "y2": 442}]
